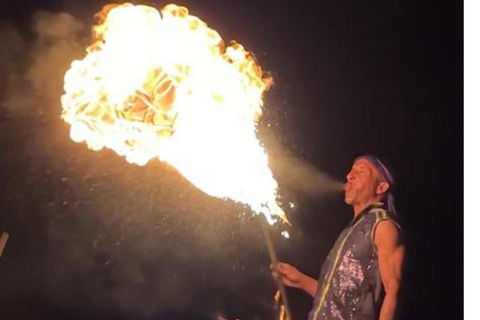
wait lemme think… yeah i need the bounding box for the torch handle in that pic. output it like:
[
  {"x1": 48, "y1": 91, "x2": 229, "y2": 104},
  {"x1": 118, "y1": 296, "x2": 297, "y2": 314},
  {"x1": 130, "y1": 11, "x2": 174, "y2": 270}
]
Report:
[
  {"x1": 260, "y1": 217, "x2": 293, "y2": 320},
  {"x1": 0, "y1": 232, "x2": 10, "y2": 258}
]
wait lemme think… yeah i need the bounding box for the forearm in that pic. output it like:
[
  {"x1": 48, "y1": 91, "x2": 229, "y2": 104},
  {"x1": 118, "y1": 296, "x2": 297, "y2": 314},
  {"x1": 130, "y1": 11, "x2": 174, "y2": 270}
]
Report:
[
  {"x1": 300, "y1": 274, "x2": 318, "y2": 297},
  {"x1": 379, "y1": 291, "x2": 398, "y2": 320}
]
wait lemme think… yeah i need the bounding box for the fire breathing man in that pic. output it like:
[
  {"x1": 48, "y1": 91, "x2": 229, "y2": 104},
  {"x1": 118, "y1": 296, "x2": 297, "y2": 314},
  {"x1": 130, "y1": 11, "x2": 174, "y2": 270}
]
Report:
[{"x1": 275, "y1": 156, "x2": 404, "y2": 320}]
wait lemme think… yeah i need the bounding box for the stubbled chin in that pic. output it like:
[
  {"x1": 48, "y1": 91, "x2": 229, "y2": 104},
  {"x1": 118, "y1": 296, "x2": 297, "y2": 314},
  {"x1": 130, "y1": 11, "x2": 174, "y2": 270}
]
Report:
[
  {"x1": 344, "y1": 195, "x2": 351, "y2": 204},
  {"x1": 344, "y1": 192, "x2": 354, "y2": 204}
]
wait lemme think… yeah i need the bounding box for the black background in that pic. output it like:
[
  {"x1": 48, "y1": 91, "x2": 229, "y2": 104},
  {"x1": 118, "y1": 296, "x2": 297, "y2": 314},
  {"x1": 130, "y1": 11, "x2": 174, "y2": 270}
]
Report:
[{"x1": 0, "y1": 0, "x2": 462, "y2": 320}]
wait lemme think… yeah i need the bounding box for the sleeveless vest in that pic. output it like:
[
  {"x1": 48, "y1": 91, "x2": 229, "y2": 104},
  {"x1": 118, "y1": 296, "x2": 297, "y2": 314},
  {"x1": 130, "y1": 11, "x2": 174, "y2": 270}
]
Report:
[{"x1": 308, "y1": 203, "x2": 400, "y2": 320}]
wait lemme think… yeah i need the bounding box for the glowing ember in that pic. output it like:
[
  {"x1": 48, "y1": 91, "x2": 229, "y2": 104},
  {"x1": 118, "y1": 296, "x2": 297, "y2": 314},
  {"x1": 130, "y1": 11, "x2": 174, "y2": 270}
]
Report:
[
  {"x1": 281, "y1": 231, "x2": 290, "y2": 239},
  {"x1": 61, "y1": 3, "x2": 288, "y2": 224}
]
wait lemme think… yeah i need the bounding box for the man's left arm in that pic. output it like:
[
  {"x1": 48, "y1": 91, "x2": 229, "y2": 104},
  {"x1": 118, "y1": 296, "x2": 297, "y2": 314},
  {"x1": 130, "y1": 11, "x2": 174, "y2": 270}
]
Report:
[{"x1": 374, "y1": 220, "x2": 405, "y2": 320}]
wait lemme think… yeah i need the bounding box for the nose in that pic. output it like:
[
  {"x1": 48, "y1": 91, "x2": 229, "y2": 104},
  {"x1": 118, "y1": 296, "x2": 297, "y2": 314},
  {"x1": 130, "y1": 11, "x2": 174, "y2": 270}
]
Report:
[{"x1": 346, "y1": 171, "x2": 354, "y2": 182}]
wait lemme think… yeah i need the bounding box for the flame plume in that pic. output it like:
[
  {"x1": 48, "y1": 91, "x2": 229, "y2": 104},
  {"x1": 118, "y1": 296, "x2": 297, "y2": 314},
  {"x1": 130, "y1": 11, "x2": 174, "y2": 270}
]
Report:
[{"x1": 61, "y1": 3, "x2": 288, "y2": 224}]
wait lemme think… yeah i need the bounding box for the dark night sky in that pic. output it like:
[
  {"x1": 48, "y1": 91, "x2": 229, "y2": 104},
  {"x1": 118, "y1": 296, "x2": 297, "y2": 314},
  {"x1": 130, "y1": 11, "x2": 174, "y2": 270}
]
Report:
[{"x1": 0, "y1": 1, "x2": 462, "y2": 320}]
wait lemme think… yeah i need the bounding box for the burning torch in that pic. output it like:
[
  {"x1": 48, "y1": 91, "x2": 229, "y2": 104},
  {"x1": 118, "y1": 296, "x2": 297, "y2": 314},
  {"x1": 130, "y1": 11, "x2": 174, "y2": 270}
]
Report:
[{"x1": 260, "y1": 217, "x2": 293, "y2": 320}]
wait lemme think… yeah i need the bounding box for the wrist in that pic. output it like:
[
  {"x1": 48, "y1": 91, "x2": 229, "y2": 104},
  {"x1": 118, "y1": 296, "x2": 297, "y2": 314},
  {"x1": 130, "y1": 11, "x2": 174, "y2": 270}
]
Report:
[{"x1": 298, "y1": 273, "x2": 308, "y2": 289}]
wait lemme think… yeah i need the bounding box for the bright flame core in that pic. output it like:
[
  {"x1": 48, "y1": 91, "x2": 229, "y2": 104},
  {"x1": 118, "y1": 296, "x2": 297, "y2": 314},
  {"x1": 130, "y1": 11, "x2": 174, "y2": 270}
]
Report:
[{"x1": 61, "y1": 3, "x2": 287, "y2": 224}]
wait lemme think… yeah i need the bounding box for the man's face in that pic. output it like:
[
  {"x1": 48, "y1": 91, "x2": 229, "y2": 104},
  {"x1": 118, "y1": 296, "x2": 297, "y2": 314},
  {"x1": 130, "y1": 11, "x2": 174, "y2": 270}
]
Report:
[{"x1": 344, "y1": 159, "x2": 380, "y2": 205}]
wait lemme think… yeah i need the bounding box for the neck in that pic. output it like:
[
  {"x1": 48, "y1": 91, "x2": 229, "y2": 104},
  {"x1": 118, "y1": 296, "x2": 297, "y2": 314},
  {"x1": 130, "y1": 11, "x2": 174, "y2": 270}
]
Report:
[{"x1": 353, "y1": 197, "x2": 382, "y2": 217}]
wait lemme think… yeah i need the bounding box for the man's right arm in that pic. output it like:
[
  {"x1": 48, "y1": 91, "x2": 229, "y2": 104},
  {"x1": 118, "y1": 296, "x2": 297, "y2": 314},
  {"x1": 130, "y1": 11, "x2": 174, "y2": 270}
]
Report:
[
  {"x1": 297, "y1": 272, "x2": 318, "y2": 297},
  {"x1": 275, "y1": 262, "x2": 318, "y2": 297}
]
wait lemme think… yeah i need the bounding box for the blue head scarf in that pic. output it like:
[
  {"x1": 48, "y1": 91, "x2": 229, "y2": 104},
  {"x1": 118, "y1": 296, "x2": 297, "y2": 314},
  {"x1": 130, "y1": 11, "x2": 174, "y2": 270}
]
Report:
[{"x1": 354, "y1": 155, "x2": 397, "y2": 216}]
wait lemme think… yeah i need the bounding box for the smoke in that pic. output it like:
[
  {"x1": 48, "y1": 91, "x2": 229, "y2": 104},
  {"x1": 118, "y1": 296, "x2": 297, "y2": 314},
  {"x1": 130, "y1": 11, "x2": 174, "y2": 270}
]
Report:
[
  {"x1": 0, "y1": 21, "x2": 24, "y2": 107},
  {"x1": 1, "y1": 10, "x2": 83, "y2": 117},
  {"x1": 27, "y1": 11, "x2": 83, "y2": 99},
  {"x1": 259, "y1": 126, "x2": 344, "y2": 198},
  {"x1": 270, "y1": 148, "x2": 344, "y2": 197}
]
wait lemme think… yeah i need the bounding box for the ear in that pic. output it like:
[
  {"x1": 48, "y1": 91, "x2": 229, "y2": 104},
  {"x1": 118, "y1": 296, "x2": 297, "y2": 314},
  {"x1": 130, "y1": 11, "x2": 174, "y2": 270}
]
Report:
[{"x1": 376, "y1": 181, "x2": 390, "y2": 195}]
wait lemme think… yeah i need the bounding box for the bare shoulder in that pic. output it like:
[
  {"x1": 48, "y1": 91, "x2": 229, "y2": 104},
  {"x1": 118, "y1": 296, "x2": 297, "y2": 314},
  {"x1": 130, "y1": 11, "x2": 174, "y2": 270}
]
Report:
[{"x1": 374, "y1": 220, "x2": 403, "y2": 248}]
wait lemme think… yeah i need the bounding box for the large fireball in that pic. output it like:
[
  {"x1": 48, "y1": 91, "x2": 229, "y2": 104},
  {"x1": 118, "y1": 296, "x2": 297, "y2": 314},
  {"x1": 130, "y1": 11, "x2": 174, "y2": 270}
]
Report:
[{"x1": 61, "y1": 3, "x2": 287, "y2": 224}]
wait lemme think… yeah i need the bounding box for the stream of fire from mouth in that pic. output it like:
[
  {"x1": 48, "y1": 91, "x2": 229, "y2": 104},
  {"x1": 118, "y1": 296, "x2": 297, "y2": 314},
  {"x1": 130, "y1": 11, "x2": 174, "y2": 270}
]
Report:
[{"x1": 61, "y1": 3, "x2": 290, "y2": 225}]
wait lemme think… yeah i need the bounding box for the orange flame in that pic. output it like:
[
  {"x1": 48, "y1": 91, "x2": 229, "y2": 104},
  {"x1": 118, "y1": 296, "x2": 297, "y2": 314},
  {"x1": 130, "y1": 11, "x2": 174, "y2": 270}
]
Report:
[{"x1": 61, "y1": 3, "x2": 288, "y2": 224}]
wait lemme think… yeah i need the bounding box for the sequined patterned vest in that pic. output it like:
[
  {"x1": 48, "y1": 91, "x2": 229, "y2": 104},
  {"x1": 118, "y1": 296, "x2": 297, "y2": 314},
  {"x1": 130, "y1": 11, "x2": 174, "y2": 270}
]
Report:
[{"x1": 308, "y1": 203, "x2": 400, "y2": 320}]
